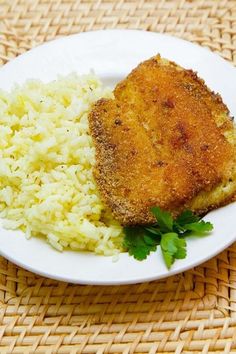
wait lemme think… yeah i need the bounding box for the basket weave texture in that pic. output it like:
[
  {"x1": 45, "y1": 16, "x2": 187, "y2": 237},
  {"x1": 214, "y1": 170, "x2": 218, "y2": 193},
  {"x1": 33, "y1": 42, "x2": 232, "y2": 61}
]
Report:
[{"x1": 0, "y1": 0, "x2": 236, "y2": 353}]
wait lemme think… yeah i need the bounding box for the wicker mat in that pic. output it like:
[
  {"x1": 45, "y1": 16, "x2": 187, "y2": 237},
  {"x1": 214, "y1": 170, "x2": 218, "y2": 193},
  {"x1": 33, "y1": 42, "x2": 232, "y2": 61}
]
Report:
[{"x1": 0, "y1": 0, "x2": 236, "y2": 353}]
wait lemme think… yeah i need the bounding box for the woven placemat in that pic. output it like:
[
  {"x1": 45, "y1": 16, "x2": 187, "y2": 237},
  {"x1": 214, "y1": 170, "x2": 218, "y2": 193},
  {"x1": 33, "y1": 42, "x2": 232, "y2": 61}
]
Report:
[{"x1": 0, "y1": 0, "x2": 236, "y2": 353}]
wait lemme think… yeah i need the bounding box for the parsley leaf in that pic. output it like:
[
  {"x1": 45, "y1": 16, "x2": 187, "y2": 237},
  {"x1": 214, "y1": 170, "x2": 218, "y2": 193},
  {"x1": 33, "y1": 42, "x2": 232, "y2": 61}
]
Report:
[
  {"x1": 184, "y1": 220, "x2": 213, "y2": 234},
  {"x1": 176, "y1": 210, "x2": 200, "y2": 225},
  {"x1": 160, "y1": 233, "x2": 187, "y2": 268},
  {"x1": 123, "y1": 207, "x2": 214, "y2": 269},
  {"x1": 150, "y1": 207, "x2": 173, "y2": 232},
  {"x1": 124, "y1": 226, "x2": 160, "y2": 260}
]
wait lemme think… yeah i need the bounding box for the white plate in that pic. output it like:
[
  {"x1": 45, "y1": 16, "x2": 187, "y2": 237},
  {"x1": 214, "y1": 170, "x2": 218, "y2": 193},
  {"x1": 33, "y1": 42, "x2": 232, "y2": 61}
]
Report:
[{"x1": 0, "y1": 30, "x2": 235, "y2": 285}]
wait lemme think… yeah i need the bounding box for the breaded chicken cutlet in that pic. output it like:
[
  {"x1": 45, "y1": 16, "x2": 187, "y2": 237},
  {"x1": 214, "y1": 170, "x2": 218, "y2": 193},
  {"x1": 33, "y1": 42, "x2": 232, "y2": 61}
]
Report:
[{"x1": 89, "y1": 55, "x2": 236, "y2": 225}]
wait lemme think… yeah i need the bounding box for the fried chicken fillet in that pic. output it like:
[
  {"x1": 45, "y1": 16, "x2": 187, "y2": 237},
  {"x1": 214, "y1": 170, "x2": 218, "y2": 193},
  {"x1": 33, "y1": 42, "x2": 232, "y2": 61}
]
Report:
[{"x1": 89, "y1": 55, "x2": 236, "y2": 225}]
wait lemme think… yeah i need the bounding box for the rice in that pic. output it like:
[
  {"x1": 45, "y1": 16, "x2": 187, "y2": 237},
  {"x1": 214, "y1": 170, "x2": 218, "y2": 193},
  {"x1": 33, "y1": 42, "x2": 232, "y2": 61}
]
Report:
[{"x1": 0, "y1": 73, "x2": 124, "y2": 255}]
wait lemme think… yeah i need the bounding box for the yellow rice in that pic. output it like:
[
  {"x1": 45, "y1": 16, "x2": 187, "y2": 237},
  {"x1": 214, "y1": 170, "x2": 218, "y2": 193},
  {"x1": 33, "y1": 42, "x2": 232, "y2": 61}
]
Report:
[{"x1": 0, "y1": 74, "x2": 123, "y2": 255}]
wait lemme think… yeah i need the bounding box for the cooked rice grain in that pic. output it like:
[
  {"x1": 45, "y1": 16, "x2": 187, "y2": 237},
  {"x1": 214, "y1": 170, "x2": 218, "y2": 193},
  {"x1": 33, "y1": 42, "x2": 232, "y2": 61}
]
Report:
[{"x1": 0, "y1": 74, "x2": 123, "y2": 255}]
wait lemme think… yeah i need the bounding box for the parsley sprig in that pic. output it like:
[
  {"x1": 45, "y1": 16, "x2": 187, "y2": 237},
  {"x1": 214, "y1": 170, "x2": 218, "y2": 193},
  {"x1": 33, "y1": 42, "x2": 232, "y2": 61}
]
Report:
[{"x1": 123, "y1": 207, "x2": 213, "y2": 269}]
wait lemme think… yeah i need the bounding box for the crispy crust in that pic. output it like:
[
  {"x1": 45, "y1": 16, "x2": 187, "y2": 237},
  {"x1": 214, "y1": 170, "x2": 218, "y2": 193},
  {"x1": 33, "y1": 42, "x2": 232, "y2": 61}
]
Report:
[{"x1": 89, "y1": 55, "x2": 236, "y2": 225}]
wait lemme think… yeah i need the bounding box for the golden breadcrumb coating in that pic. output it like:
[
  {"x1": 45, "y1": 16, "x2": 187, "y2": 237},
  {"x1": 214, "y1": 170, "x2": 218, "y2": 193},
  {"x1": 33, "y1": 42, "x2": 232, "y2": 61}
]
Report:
[{"x1": 89, "y1": 55, "x2": 236, "y2": 225}]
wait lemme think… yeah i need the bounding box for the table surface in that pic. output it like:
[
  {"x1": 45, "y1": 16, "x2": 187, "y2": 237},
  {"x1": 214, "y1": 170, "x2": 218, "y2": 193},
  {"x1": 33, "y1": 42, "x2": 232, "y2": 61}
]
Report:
[{"x1": 0, "y1": 1, "x2": 236, "y2": 353}]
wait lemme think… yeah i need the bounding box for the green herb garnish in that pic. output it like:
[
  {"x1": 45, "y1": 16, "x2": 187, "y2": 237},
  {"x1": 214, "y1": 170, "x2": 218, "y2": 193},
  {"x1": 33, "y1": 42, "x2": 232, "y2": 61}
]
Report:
[{"x1": 124, "y1": 207, "x2": 213, "y2": 269}]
